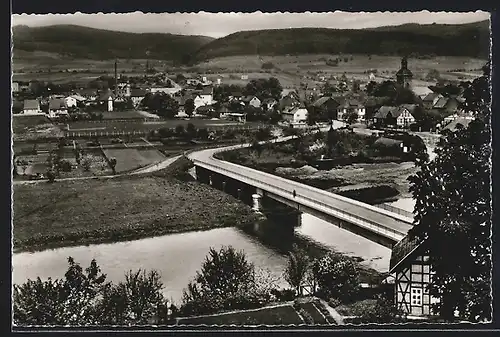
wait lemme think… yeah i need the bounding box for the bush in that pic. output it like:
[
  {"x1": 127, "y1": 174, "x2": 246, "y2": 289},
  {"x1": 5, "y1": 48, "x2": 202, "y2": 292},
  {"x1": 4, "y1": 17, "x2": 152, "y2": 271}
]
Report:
[
  {"x1": 59, "y1": 160, "x2": 72, "y2": 172},
  {"x1": 180, "y1": 246, "x2": 270, "y2": 316},
  {"x1": 13, "y1": 258, "x2": 171, "y2": 326},
  {"x1": 261, "y1": 62, "x2": 275, "y2": 70},
  {"x1": 311, "y1": 253, "x2": 360, "y2": 303}
]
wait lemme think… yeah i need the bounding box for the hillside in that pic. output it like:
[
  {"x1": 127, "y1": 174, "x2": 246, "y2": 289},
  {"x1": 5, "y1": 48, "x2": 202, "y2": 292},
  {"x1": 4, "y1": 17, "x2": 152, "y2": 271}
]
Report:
[
  {"x1": 194, "y1": 21, "x2": 490, "y2": 61},
  {"x1": 12, "y1": 25, "x2": 215, "y2": 63}
]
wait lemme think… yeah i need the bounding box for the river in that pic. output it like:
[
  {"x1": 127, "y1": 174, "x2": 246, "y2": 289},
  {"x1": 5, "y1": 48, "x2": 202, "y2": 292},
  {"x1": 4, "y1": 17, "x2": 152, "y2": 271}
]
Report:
[{"x1": 13, "y1": 213, "x2": 391, "y2": 305}]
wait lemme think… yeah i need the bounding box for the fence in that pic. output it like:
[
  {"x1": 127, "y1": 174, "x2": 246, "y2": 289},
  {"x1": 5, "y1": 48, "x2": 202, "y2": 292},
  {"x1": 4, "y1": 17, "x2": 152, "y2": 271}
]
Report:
[
  {"x1": 65, "y1": 130, "x2": 149, "y2": 138},
  {"x1": 374, "y1": 203, "x2": 414, "y2": 219},
  {"x1": 193, "y1": 157, "x2": 407, "y2": 242}
]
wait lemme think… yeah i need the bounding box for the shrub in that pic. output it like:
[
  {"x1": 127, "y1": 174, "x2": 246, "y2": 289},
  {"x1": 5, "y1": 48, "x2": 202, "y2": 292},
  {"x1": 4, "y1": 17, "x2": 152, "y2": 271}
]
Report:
[
  {"x1": 311, "y1": 253, "x2": 360, "y2": 303},
  {"x1": 60, "y1": 160, "x2": 72, "y2": 172}
]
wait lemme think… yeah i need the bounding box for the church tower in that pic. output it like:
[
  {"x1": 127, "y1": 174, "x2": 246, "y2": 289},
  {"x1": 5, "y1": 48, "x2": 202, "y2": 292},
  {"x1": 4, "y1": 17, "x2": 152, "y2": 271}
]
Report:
[{"x1": 396, "y1": 56, "x2": 413, "y2": 89}]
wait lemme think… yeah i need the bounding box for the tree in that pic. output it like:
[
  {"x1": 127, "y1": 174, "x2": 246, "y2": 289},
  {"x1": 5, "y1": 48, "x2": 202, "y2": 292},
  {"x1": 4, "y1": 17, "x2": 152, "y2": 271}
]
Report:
[
  {"x1": 284, "y1": 245, "x2": 310, "y2": 296},
  {"x1": 244, "y1": 78, "x2": 282, "y2": 101},
  {"x1": 184, "y1": 98, "x2": 195, "y2": 117},
  {"x1": 311, "y1": 253, "x2": 360, "y2": 302},
  {"x1": 81, "y1": 156, "x2": 92, "y2": 172},
  {"x1": 180, "y1": 246, "x2": 258, "y2": 315},
  {"x1": 408, "y1": 64, "x2": 491, "y2": 322},
  {"x1": 345, "y1": 111, "x2": 359, "y2": 126},
  {"x1": 186, "y1": 123, "x2": 197, "y2": 140},
  {"x1": 109, "y1": 158, "x2": 117, "y2": 175}
]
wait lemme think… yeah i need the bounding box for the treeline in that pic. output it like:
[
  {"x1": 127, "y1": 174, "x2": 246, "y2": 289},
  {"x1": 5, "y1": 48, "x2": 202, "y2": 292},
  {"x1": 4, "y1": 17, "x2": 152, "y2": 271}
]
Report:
[
  {"x1": 195, "y1": 22, "x2": 489, "y2": 60},
  {"x1": 12, "y1": 25, "x2": 214, "y2": 63}
]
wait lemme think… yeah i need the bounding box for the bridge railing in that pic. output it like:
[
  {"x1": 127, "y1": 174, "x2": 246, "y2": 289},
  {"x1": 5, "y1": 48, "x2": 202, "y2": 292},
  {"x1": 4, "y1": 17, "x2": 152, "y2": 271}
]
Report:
[
  {"x1": 374, "y1": 203, "x2": 414, "y2": 219},
  {"x1": 193, "y1": 159, "x2": 406, "y2": 241},
  {"x1": 209, "y1": 143, "x2": 413, "y2": 225}
]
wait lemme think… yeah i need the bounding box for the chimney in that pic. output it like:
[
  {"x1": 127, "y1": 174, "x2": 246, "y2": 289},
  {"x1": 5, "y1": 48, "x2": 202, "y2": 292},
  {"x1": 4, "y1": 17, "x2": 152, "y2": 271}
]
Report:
[{"x1": 114, "y1": 59, "x2": 118, "y2": 98}]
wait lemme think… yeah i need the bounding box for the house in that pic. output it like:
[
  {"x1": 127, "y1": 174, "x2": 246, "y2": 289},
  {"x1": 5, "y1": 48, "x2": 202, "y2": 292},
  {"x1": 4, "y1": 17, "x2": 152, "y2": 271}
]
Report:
[
  {"x1": 279, "y1": 95, "x2": 299, "y2": 112},
  {"x1": 130, "y1": 88, "x2": 147, "y2": 106},
  {"x1": 336, "y1": 98, "x2": 366, "y2": 122},
  {"x1": 149, "y1": 86, "x2": 182, "y2": 96},
  {"x1": 70, "y1": 94, "x2": 87, "y2": 106},
  {"x1": 241, "y1": 95, "x2": 261, "y2": 108},
  {"x1": 48, "y1": 98, "x2": 69, "y2": 118},
  {"x1": 262, "y1": 98, "x2": 278, "y2": 111},
  {"x1": 194, "y1": 87, "x2": 214, "y2": 108},
  {"x1": 64, "y1": 96, "x2": 78, "y2": 108},
  {"x1": 12, "y1": 82, "x2": 19, "y2": 93},
  {"x1": 443, "y1": 111, "x2": 475, "y2": 125},
  {"x1": 229, "y1": 91, "x2": 243, "y2": 101},
  {"x1": 281, "y1": 105, "x2": 308, "y2": 124},
  {"x1": 22, "y1": 99, "x2": 42, "y2": 115},
  {"x1": 281, "y1": 89, "x2": 300, "y2": 100},
  {"x1": 422, "y1": 93, "x2": 444, "y2": 110},
  {"x1": 389, "y1": 235, "x2": 439, "y2": 317},
  {"x1": 433, "y1": 97, "x2": 460, "y2": 115},
  {"x1": 373, "y1": 105, "x2": 416, "y2": 128},
  {"x1": 78, "y1": 89, "x2": 98, "y2": 101},
  {"x1": 312, "y1": 96, "x2": 341, "y2": 120},
  {"x1": 195, "y1": 105, "x2": 214, "y2": 116}
]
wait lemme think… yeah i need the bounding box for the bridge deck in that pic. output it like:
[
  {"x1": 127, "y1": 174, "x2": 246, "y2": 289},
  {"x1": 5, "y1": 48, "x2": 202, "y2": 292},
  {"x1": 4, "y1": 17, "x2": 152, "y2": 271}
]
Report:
[{"x1": 190, "y1": 145, "x2": 414, "y2": 239}]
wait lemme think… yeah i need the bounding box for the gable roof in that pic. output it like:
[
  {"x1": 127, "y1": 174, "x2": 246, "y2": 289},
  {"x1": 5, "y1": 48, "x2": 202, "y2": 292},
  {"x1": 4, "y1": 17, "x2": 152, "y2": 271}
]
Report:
[
  {"x1": 423, "y1": 92, "x2": 441, "y2": 102},
  {"x1": 70, "y1": 94, "x2": 86, "y2": 102},
  {"x1": 312, "y1": 96, "x2": 331, "y2": 108},
  {"x1": 262, "y1": 98, "x2": 277, "y2": 104},
  {"x1": 433, "y1": 97, "x2": 449, "y2": 109},
  {"x1": 389, "y1": 234, "x2": 426, "y2": 273},
  {"x1": 23, "y1": 99, "x2": 40, "y2": 110},
  {"x1": 130, "y1": 88, "x2": 147, "y2": 97},
  {"x1": 392, "y1": 105, "x2": 417, "y2": 119},
  {"x1": 201, "y1": 86, "x2": 213, "y2": 95},
  {"x1": 49, "y1": 98, "x2": 67, "y2": 110},
  {"x1": 242, "y1": 95, "x2": 259, "y2": 102},
  {"x1": 78, "y1": 88, "x2": 98, "y2": 97},
  {"x1": 338, "y1": 98, "x2": 364, "y2": 108},
  {"x1": 442, "y1": 117, "x2": 473, "y2": 131},
  {"x1": 374, "y1": 106, "x2": 397, "y2": 119}
]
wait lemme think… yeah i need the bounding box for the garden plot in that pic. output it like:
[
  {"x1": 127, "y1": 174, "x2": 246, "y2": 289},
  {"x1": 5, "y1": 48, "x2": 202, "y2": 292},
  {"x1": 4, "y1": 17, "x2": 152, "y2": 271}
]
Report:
[{"x1": 102, "y1": 148, "x2": 162, "y2": 173}]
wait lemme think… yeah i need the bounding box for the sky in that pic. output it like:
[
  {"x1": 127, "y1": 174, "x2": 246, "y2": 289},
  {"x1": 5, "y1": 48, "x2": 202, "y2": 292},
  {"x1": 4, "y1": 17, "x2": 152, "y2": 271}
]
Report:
[{"x1": 12, "y1": 11, "x2": 490, "y2": 38}]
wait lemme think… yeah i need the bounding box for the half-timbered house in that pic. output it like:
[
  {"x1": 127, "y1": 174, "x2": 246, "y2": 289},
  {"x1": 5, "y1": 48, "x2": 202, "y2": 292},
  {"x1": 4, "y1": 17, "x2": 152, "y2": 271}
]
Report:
[{"x1": 389, "y1": 235, "x2": 440, "y2": 317}]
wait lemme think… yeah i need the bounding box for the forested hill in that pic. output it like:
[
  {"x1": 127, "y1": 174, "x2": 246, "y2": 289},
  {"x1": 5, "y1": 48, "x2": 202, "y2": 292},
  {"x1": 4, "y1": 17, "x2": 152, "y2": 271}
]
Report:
[
  {"x1": 194, "y1": 20, "x2": 490, "y2": 60},
  {"x1": 12, "y1": 25, "x2": 215, "y2": 63}
]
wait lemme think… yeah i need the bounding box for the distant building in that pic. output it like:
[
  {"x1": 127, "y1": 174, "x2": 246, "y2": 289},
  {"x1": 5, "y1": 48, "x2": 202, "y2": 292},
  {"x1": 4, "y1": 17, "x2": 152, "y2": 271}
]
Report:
[
  {"x1": 282, "y1": 105, "x2": 308, "y2": 124},
  {"x1": 193, "y1": 86, "x2": 214, "y2": 108},
  {"x1": 373, "y1": 105, "x2": 416, "y2": 128},
  {"x1": 241, "y1": 75, "x2": 249, "y2": 80},
  {"x1": 241, "y1": 95, "x2": 261, "y2": 108},
  {"x1": 262, "y1": 98, "x2": 278, "y2": 111},
  {"x1": 130, "y1": 88, "x2": 147, "y2": 106},
  {"x1": 48, "y1": 98, "x2": 69, "y2": 118},
  {"x1": 64, "y1": 96, "x2": 78, "y2": 108},
  {"x1": 396, "y1": 57, "x2": 413, "y2": 89},
  {"x1": 22, "y1": 99, "x2": 42, "y2": 115},
  {"x1": 78, "y1": 89, "x2": 98, "y2": 102},
  {"x1": 336, "y1": 98, "x2": 366, "y2": 122}
]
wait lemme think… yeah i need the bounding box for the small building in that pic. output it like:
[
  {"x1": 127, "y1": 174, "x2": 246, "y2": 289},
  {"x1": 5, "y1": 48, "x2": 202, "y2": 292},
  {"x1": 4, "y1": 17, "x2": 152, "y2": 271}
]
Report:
[
  {"x1": 229, "y1": 91, "x2": 243, "y2": 101},
  {"x1": 442, "y1": 116, "x2": 474, "y2": 132},
  {"x1": 70, "y1": 94, "x2": 87, "y2": 106},
  {"x1": 422, "y1": 93, "x2": 444, "y2": 110},
  {"x1": 225, "y1": 112, "x2": 247, "y2": 123},
  {"x1": 130, "y1": 88, "x2": 147, "y2": 106},
  {"x1": 48, "y1": 98, "x2": 69, "y2": 118},
  {"x1": 194, "y1": 87, "x2": 214, "y2": 108},
  {"x1": 312, "y1": 96, "x2": 341, "y2": 120},
  {"x1": 22, "y1": 99, "x2": 42, "y2": 115},
  {"x1": 64, "y1": 96, "x2": 78, "y2": 108},
  {"x1": 433, "y1": 97, "x2": 460, "y2": 115},
  {"x1": 78, "y1": 88, "x2": 98, "y2": 102},
  {"x1": 373, "y1": 105, "x2": 416, "y2": 128},
  {"x1": 12, "y1": 82, "x2": 19, "y2": 93},
  {"x1": 195, "y1": 105, "x2": 214, "y2": 116},
  {"x1": 242, "y1": 95, "x2": 261, "y2": 108},
  {"x1": 282, "y1": 106, "x2": 308, "y2": 124},
  {"x1": 390, "y1": 235, "x2": 439, "y2": 317},
  {"x1": 262, "y1": 98, "x2": 278, "y2": 111},
  {"x1": 337, "y1": 98, "x2": 366, "y2": 122}
]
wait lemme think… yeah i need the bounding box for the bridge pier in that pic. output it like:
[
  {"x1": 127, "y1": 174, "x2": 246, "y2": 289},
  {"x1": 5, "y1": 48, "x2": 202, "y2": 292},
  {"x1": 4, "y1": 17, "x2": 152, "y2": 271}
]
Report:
[{"x1": 252, "y1": 194, "x2": 263, "y2": 213}]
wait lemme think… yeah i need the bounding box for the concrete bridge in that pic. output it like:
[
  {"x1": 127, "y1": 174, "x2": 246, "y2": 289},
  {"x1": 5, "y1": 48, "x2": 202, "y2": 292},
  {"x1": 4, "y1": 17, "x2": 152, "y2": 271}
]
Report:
[{"x1": 188, "y1": 139, "x2": 414, "y2": 248}]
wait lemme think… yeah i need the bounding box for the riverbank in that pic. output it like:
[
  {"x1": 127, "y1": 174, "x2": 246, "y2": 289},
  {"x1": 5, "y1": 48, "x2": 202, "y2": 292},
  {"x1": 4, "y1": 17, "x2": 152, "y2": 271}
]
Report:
[{"x1": 13, "y1": 163, "x2": 263, "y2": 253}]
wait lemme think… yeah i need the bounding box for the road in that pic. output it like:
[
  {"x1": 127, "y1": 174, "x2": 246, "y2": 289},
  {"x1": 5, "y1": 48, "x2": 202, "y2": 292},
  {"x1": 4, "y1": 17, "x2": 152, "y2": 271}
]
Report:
[{"x1": 188, "y1": 138, "x2": 414, "y2": 237}]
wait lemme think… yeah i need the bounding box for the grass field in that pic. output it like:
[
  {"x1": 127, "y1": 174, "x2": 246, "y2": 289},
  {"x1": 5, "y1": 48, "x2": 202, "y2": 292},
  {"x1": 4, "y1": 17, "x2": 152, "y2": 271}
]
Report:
[
  {"x1": 101, "y1": 148, "x2": 164, "y2": 173},
  {"x1": 178, "y1": 304, "x2": 305, "y2": 326},
  {"x1": 13, "y1": 164, "x2": 262, "y2": 252},
  {"x1": 100, "y1": 111, "x2": 148, "y2": 120}
]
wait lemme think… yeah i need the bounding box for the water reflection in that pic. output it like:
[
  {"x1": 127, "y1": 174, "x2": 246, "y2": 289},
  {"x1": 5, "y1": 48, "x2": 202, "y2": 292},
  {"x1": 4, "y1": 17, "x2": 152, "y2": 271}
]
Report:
[{"x1": 13, "y1": 212, "x2": 392, "y2": 305}]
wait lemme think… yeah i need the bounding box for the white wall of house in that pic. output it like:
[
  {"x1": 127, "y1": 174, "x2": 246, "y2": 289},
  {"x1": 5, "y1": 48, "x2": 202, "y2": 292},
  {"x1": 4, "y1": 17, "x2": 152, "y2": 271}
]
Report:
[
  {"x1": 48, "y1": 109, "x2": 69, "y2": 118},
  {"x1": 23, "y1": 108, "x2": 42, "y2": 115},
  {"x1": 131, "y1": 96, "x2": 144, "y2": 106},
  {"x1": 338, "y1": 107, "x2": 365, "y2": 121},
  {"x1": 194, "y1": 95, "x2": 213, "y2": 108},
  {"x1": 107, "y1": 97, "x2": 113, "y2": 112},
  {"x1": 396, "y1": 110, "x2": 416, "y2": 127},
  {"x1": 293, "y1": 108, "x2": 308, "y2": 123},
  {"x1": 64, "y1": 97, "x2": 77, "y2": 108},
  {"x1": 248, "y1": 97, "x2": 261, "y2": 108}
]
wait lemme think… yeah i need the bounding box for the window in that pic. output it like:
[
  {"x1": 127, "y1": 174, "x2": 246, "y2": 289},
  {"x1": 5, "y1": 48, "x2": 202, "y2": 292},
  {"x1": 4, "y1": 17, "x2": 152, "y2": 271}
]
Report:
[
  {"x1": 423, "y1": 265, "x2": 430, "y2": 274},
  {"x1": 412, "y1": 264, "x2": 422, "y2": 273},
  {"x1": 411, "y1": 273, "x2": 423, "y2": 282},
  {"x1": 411, "y1": 288, "x2": 422, "y2": 305}
]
